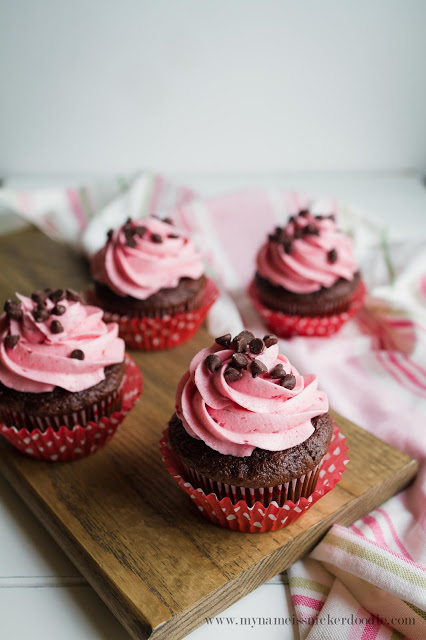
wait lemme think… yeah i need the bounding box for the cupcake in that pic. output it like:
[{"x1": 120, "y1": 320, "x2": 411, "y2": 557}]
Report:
[
  {"x1": 0, "y1": 289, "x2": 141, "y2": 461},
  {"x1": 89, "y1": 216, "x2": 218, "y2": 350},
  {"x1": 249, "y1": 209, "x2": 365, "y2": 337},
  {"x1": 162, "y1": 331, "x2": 348, "y2": 532}
]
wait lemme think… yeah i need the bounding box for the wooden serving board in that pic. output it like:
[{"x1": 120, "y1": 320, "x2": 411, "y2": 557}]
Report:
[{"x1": 0, "y1": 229, "x2": 418, "y2": 640}]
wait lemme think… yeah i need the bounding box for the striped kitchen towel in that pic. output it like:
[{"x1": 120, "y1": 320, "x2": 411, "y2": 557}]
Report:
[{"x1": 1, "y1": 173, "x2": 425, "y2": 639}]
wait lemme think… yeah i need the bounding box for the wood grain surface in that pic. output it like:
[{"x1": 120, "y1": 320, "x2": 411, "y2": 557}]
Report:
[{"x1": 0, "y1": 228, "x2": 418, "y2": 640}]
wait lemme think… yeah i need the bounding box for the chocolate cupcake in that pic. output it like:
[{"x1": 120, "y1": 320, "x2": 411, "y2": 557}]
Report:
[
  {"x1": 89, "y1": 216, "x2": 218, "y2": 350},
  {"x1": 166, "y1": 330, "x2": 333, "y2": 511},
  {"x1": 250, "y1": 210, "x2": 365, "y2": 337},
  {"x1": 0, "y1": 289, "x2": 126, "y2": 432}
]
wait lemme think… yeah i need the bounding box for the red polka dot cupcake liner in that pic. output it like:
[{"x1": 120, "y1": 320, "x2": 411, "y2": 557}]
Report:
[
  {"x1": 87, "y1": 278, "x2": 219, "y2": 351},
  {"x1": 0, "y1": 354, "x2": 142, "y2": 462},
  {"x1": 161, "y1": 421, "x2": 348, "y2": 533},
  {"x1": 249, "y1": 279, "x2": 366, "y2": 338}
]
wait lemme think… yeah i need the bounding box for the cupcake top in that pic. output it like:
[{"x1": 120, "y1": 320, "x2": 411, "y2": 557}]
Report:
[
  {"x1": 91, "y1": 216, "x2": 204, "y2": 300},
  {"x1": 0, "y1": 290, "x2": 125, "y2": 394},
  {"x1": 256, "y1": 210, "x2": 358, "y2": 294},
  {"x1": 175, "y1": 330, "x2": 328, "y2": 457}
]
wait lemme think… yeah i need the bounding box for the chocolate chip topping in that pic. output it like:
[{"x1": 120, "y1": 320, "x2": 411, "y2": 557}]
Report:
[
  {"x1": 50, "y1": 320, "x2": 64, "y2": 334},
  {"x1": 282, "y1": 236, "x2": 293, "y2": 254},
  {"x1": 70, "y1": 349, "x2": 85, "y2": 360},
  {"x1": 51, "y1": 304, "x2": 66, "y2": 316},
  {"x1": 248, "y1": 338, "x2": 264, "y2": 355},
  {"x1": 280, "y1": 373, "x2": 296, "y2": 390},
  {"x1": 233, "y1": 335, "x2": 248, "y2": 353},
  {"x1": 205, "y1": 353, "x2": 222, "y2": 372},
  {"x1": 125, "y1": 217, "x2": 132, "y2": 224},
  {"x1": 215, "y1": 333, "x2": 231, "y2": 348},
  {"x1": 168, "y1": 233, "x2": 180, "y2": 239},
  {"x1": 298, "y1": 209, "x2": 309, "y2": 217},
  {"x1": 107, "y1": 229, "x2": 114, "y2": 240},
  {"x1": 49, "y1": 288, "x2": 65, "y2": 303},
  {"x1": 224, "y1": 367, "x2": 242, "y2": 382},
  {"x1": 31, "y1": 290, "x2": 48, "y2": 304},
  {"x1": 235, "y1": 330, "x2": 255, "y2": 341},
  {"x1": 163, "y1": 217, "x2": 173, "y2": 224},
  {"x1": 135, "y1": 225, "x2": 147, "y2": 237},
  {"x1": 233, "y1": 330, "x2": 255, "y2": 353},
  {"x1": 66, "y1": 289, "x2": 83, "y2": 303},
  {"x1": 269, "y1": 364, "x2": 286, "y2": 378},
  {"x1": 328, "y1": 248, "x2": 338, "y2": 264},
  {"x1": 303, "y1": 224, "x2": 320, "y2": 236},
  {"x1": 250, "y1": 359, "x2": 268, "y2": 378},
  {"x1": 4, "y1": 300, "x2": 23, "y2": 321},
  {"x1": 126, "y1": 234, "x2": 137, "y2": 248},
  {"x1": 231, "y1": 353, "x2": 249, "y2": 369},
  {"x1": 5, "y1": 335, "x2": 19, "y2": 349},
  {"x1": 263, "y1": 334, "x2": 278, "y2": 348},
  {"x1": 32, "y1": 306, "x2": 50, "y2": 322},
  {"x1": 151, "y1": 233, "x2": 163, "y2": 243}
]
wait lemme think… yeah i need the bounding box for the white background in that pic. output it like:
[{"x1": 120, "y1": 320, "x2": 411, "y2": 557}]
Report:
[{"x1": 1, "y1": 0, "x2": 426, "y2": 176}]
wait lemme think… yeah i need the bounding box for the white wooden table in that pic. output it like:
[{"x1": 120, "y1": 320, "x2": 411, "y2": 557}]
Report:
[{"x1": 0, "y1": 172, "x2": 425, "y2": 640}]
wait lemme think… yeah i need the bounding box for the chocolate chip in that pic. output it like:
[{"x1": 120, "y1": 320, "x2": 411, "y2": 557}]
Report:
[
  {"x1": 249, "y1": 338, "x2": 264, "y2": 355},
  {"x1": 44, "y1": 287, "x2": 53, "y2": 294},
  {"x1": 49, "y1": 288, "x2": 65, "y2": 303},
  {"x1": 107, "y1": 229, "x2": 114, "y2": 240},
  {"x1": 66, "y1": 289, "x2": 83, "y2": 303},
  {"x1": 126, "y1": 235, "x2": 137, "y2": 248},
  {"x1": 231, "y1": 353, "x2": 249, "y2": 369},
  {"x1": 327, "y1": 248, "x2": 338, "y2": 264},
  {"x1": 224, "y1": 367, "x2": 242, "y2": 382},
  {"x1": 50, "y1": 320, "x2": 64, "y2": 334},
  {"x1": 281, "y1": 236, "x2": 293, "y2": 254},
  {"x1": 280, "y1": 373, "x2": 296, "y2": 390},
  {"x1": 168, "y1": 233, "x2": 180, "y2": 239},
  {"x1": 293, "y1": 228, "x2": 303, "y2": 239},
  {"x1": 268, "y1": 232, "x2": 280, "y2": 243},
  {"x1": 303, "y1": 224, "x2": 320, "y2": 236},
  {"x1": 235, "y1": 330, "x2": 255, "y2": 342},
  {"x1": 51, "y1": 304, "x2": 66, "y2": 316},
  {"x1": 289, "y1": 215, "x2": 296, "y2": 224},
  {"x1": 328, "y1": 214, "x2": 336, "y2": 221},
  {"x1": 151, "y1": 233, "x2": 163, "y2": 243},
  {"x1": 32, "y1": 307, "x2": 50, "y2": 322},
  {"x1": 233, "y1": 330, "x2": 255, "y2": 354},
  {"x1": 250, "y1": 359, "x2": 268, "y2": 378},
  {"x1": 163, "y1": 217, "x2": 173, "y2": 224},
  {"x1": 205, "y1": 354, "x2": 222, "y2": 372},
  {"x1": 4, "y1": 300, "x2": 23, "y2": 321},
  {"x1": 269, "y1": 364, "x2": 286, "y2": 378},
  {"x1": 70, "y1": 349, "x2": 85, "y2": 360},
  {"x1": 5, "y1": 334, "x2": 19, "y2": 348},
  {"x1": 298, "y1": 209, "x2": 310, "y2": 217},
  {"x1": 135, "y1": 225, "x2": 147, "y2": 237},
  {"x1": 263, "y1": 334, "x2": 278, "y2": 348},
  {"x1": 125, "y1": 217, "x2": 132, "y2": 224},
  {"x1": 215, "y1": 333, "x2": 231, "y2": 348},
  {"x1": 31, "y1": 290, "x2": 48, "y2": 304}
]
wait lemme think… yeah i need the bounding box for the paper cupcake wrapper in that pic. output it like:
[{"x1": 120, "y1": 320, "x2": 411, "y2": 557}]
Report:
[
  {"x1": 249, "y1": 279, "x2": 366, "y2": 338},
  {"x1": 87, "y1": 278, "x2": 219, "y2": 351},
  {"x1": 0, "y1": 354, "x2": 142, "y2": 462},
  {"x1": 161, "y1": 421, "x2": 349, "y2": 533}
]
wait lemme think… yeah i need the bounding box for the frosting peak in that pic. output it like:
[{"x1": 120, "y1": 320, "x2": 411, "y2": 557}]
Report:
[
  {"x1": 256, "y1": 210, "x2": 357, "y2": 293},
  {"x1": 91, "y1": 216, "x2": 205, "y2": 300},
  {"x1": 175, "y1": 331, "x2": 328, "y2": 457},
  {"x1": 0, "y1": 291, "x2": 125, "y2": 393}
]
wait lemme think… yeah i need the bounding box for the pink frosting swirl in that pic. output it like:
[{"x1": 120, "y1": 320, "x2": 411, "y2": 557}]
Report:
[
  {"x1": 0, "y1": 294, "x2": 125, "y2": 393},
  {"x1": 175, "y1": 339, "x2": 328, "y2": 457},
  {"x1": 256, "y1": 212, "x2": 358, "y2": 293},
  {"x1": 91, "y1": 217, "x2": 205, "y2": 300}
]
